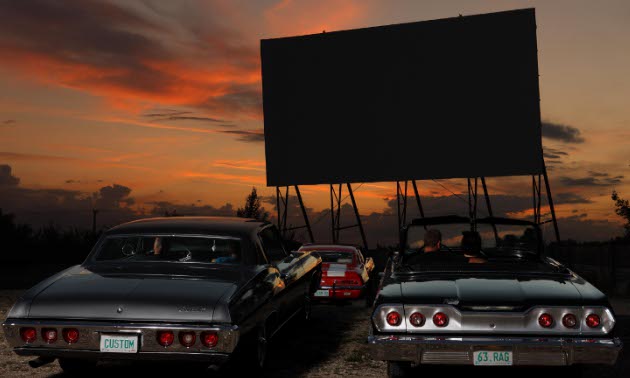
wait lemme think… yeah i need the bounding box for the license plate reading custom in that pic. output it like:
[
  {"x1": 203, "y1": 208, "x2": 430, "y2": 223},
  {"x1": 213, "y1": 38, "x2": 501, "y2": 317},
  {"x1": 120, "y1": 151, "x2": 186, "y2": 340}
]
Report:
[
  {"x1": 473, "y1": 351, "x2": 512, "y2": 366},
  {"x1": 100, "y1": 334, "x2": 139, "y2": 353},
  {"x1": 314, "y1": 289, "x2": 329, "y2": 297}
]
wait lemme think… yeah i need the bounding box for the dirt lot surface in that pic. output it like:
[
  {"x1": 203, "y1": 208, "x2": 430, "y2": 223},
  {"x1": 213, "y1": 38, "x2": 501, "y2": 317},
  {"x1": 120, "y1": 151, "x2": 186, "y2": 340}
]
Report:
[{"x1": 1, "y1": 290, "x2": 628, "y2": 377}]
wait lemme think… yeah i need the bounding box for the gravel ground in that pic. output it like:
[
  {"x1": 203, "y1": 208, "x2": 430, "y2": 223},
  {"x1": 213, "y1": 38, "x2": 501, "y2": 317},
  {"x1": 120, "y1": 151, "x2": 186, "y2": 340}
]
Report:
[{"x1": 1, "y1": 290, "x2": 628, "y2": 377}]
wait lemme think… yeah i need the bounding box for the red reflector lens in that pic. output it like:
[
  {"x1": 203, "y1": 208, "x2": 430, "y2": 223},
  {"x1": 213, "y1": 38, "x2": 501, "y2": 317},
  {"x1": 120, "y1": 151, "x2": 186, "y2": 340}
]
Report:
[
  {"x1": 386, "y1": 311, "x2": 402, "y2": 326},
  {"x1": 157, "y1": 330, "x2": 174, "y2": 347},
  {"x1": 20, "y1": 327, "x2": 37, "y2": 343},
  {"x1": 433, "y1": 312, "x2": 449, "y2": 327},
  {"x1": 201, "y1": 331, "x2": 219, "y2": 348},
  {"x1": 562, "y1": 314, "x2": 577, "y2": 328},
  {"x1": 409, "y1": 312, "x2": 425, "y2": 327},
  {"x1": 586, "y1": 314, "x2": 601, "y2": 328},
  {"x1": 62, "y1": 328, "x2": 79, "y2": 344},
  {"x1": 179, "y1": 331, "x2": 196, "y2": 347},
  {"x1": 538, "y1": 313, "x2": 553, "y2": 328},
  {"x1": 41, "y1": 328, "x2": 58, "y2": 343}
]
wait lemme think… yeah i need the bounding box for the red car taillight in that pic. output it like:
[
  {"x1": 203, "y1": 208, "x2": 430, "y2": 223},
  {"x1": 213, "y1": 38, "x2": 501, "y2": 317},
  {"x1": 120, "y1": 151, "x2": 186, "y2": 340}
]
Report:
[
  {"x1": 409, "y1": 312, "x2": 425, "y2": 327},
  {"x1": 62, "y1": 328, "x2": 80, "y2": 344},
  {"x1": 179, "y1": 331, "x2": 196, "y2": 347},
  {"x1": 20, "y1": 327, "x2": 37, "y2": 343},
  {"x1": 562, "y1": 314, "x2": 577, "y2": 328},
  {"x1": 157, "y1": 330, "x2": 174, "y2": 347},
  {"x1": 586, "y1": 314, "x2": 601, "y2": 328},
  {"x1": 41, "y1": 328, "x2": 58, "y2": 343},
  {"x1": 201, "y1": 331, "x2": 219, "y2": 348},
  {"x1": 433, "y1": 312, "x2": 449, "y2": 327},
  {"x1": 538, "y1": 313, "x2": 553, "y2": 328},
  {"x1": 386, "y1": 311, "x2": 402, "y2": 326}
]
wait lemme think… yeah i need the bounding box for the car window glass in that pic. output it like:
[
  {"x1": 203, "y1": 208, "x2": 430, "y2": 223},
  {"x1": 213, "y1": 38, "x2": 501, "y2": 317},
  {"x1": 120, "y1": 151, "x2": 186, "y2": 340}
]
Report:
[
  {"x1": 95, "y1": 235, "x2": 242, "y2": 264},
  {"x1": 259, "y1": 227, "x2": 287, "y2": 263}
]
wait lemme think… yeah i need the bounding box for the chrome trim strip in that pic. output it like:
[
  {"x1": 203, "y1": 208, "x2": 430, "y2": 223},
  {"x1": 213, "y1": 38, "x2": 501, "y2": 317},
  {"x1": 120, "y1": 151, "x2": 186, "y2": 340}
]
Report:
[
  {"x1": 372, "y1": 304, "x2": 615, "y2": 335},
  {"x1": 2, "y1": 319, "x2": 239, "y2": 354}
]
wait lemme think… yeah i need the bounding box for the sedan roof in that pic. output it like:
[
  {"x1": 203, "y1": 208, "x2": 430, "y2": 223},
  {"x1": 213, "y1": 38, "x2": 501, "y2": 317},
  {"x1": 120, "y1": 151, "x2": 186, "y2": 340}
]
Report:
[{"x1": 106, "y1": 216, "x2": 268, "y2": 238}]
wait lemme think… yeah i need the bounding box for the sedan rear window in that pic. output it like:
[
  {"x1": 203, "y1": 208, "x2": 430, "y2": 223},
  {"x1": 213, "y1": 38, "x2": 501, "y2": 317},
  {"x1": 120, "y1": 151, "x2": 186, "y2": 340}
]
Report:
[
  {"x1": 316, "y1": 251, "x2": 355, "y2": 264},
  {"x1": 95, "y1": 235, "x2": 242, "y2": 264}
]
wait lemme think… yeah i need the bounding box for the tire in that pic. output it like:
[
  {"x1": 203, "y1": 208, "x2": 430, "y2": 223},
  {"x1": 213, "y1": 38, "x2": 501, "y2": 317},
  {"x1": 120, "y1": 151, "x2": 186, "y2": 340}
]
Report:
[
  {"x1": 387, "y1": 361, "x2": 411, "y2": 378},
  {"x1": 254, "y1": 324, "x2": 269, "y2": 370},
  {"x1": 303, "y1": 294, "x2": 313, "y2": 321},
  {"x1": 58, "y1": 358, "x2": 96, "y2": 375}
]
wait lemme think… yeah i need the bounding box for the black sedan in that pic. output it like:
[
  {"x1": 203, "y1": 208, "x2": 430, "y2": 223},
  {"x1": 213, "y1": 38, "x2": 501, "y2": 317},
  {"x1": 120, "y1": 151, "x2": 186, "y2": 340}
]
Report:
[
  {"x1": 368, "y1": 216, "x2": 623, "y2": 377},
  {"x1": 2, "y1": 216, "x2": 322, "y2": 373}
]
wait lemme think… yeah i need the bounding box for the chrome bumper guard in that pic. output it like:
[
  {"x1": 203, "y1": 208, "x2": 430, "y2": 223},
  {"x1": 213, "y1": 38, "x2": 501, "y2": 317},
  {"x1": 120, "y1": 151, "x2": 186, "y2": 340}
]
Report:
[
  {"x1": 368, "y1": 334, "x2": 622, "y2": 366},
  {"x1": 2, "y1": 318, "x2": 239, "y2": 362}
]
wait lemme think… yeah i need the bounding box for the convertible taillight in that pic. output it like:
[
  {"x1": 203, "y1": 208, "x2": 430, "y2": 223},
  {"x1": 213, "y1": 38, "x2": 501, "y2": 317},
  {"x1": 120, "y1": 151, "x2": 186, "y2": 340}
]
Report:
[
  {"x1": 409, "y1": 312, "x2": 425, "y2": 327},
  {"x1": 201, "y1": 331, "x2": 219, "y2": 348},
  {"x1": 562, "y1": 314, "x2": 577, "y2": 328},
  {"x1": 157, "y1": 330, "x2": 175, "y2": 347},
  {"x1": 20, "y1": 327, "x2": 37, "y2": 343},
  {"x1": 538, "y1": 313, "x2": 553, "y2": 328},
  {"x1": 386, "y1": 311, "x2": 402, "y2": 326},
  {"x1": 586, "y1": 314, "x2": 601, "y2": 328},
  {"x1": 433, "y1": 312, "x2": 449, "y2": 327},
  {"x1": 179, "y1": 331, "x2": 196, "y2": 347},
  {"x1": 62, "y1": 328, "x2": 79, "y2": 344},
  {"x1": 42, "y1": 328, "x2": 58, "y2": 343}
]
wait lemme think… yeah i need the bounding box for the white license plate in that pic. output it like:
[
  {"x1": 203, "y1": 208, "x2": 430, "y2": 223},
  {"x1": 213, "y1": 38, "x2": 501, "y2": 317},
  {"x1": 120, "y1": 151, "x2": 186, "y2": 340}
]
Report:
[
  {"x1": 473, "y1": 351, "x2": 512, "y2": 366},
  {"x1": 100, "y1": 334, "x2": 139, "y2": 353},
  {"x1": 314, "y1": 289, "x2": 330, "y2": 297}
]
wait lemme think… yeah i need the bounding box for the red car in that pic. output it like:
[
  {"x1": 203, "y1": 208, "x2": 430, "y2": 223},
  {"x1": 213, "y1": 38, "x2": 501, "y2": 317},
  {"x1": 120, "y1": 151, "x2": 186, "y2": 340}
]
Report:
[{"x1": 298, "y1": 244, "x2": 375, "y2": 302}]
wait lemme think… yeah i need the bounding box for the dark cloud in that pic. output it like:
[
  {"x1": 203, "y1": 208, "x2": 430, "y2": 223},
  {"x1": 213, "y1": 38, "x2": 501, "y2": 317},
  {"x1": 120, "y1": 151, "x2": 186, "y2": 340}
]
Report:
[
  {"x1": 0, "y1": 165, "x2": 136, "y2": 229},
  {"x1": 94, "y1": 184, "x2": 134, "y2": 209},
  {"x1": 543, "y1": 147, "x2": 569, "y2": 160},
  {"x1": 560, "y1": 175, "x2": 624, "y2": 187},
  {"x1": 65, "y1": 179, "x2": 80, "y2": 184},
  {"x1": 143, "y1": 110, "x2": 226, "y2": 124},
  {"x1": 2, "y1": 120, "x2": 16, "y2": 125},
  {"x1": 0, "y1": 1, "x2": 262, "y2": 119},
  {"x1": 148, "y1": 201, "x2": 235, "y2": 217},
  {"x1": 555, "y1": 192, "x2": 592, "y2": 204},
  {"x1": 0, "y1": 165, "x2": 20, "y2": 186},
  {"x1": 218, "y1": 129, "x2": 265, "y2": 143},
  {"x1": 541, "y1": 121, "x2": 585, "y2": 144}
]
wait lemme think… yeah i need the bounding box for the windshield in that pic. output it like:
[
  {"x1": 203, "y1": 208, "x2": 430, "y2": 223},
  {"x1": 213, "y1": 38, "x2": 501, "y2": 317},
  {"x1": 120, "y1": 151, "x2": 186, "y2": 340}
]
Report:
[
  {"x1": 407, "y1": 223, "x2": 540, "y2": 255},
  {"x1": 316, "y1": 251, "x2": 355, "y2": 264},
  {"x1": 94, "y1": 235, "x2": 242, "y2": 265},
  {"x1": 400, "y1": 222, "x2": 543, "y2": 271}
]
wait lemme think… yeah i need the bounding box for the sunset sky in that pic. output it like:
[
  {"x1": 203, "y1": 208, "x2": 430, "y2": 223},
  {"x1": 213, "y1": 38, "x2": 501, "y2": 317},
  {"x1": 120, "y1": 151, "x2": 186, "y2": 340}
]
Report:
[{"x1": 1, "y1": 0, "x2": 629, "y2": 243}]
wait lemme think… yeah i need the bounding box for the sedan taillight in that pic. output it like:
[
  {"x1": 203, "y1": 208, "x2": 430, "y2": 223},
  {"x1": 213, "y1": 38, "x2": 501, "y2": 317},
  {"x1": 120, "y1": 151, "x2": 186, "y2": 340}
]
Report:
[
  {"x1": 538, "y1": 313, "x2": 554, "y2": 328},
  {"x1": 157, "y1": 330, "x2": 174, "y2": 347},
  {"x1": 201, "y1": 331, "x2": 219, "y2": 348},
  {"x1": 42, "y1": 328, "x2": 58, "y2": 343},
  {"x1": 409, "y1": 312, "x2": 425, "y2": 327},
  {"x1": 386, "y1": 311, "x2": 402, "y2": 326},
  {"x1": 20, "y1": 327, "x2": 37, "y2": 343},
  {"x1": 586, "y1": 314, "x2": 601, "y2": 328},
  {"x1": 179, "y1": 331, "x2": 196, "y2": 347},
  {"x1": 433, "y1": 312, "x2": 449, "y2": 327},
  {"x1": 62, "y1": 328, "x2": 80, "y2": 344},
  {"x1": 562, "y1": 314, "x2": 577, "y2": 328}
]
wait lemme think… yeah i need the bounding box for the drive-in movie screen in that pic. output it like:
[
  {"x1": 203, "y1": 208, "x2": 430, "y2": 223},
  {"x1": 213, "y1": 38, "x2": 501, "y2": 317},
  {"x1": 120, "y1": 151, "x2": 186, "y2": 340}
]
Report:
[{"x1": 0, "y1": 1, "x2": 628, "y2": 377}]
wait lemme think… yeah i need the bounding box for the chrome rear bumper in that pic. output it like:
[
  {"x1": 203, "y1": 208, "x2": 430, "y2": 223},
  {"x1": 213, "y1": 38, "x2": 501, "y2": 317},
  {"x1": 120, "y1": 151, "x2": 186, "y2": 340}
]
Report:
[{"x1": 368, "y1": 334, "x2": 622, "y2": 366}]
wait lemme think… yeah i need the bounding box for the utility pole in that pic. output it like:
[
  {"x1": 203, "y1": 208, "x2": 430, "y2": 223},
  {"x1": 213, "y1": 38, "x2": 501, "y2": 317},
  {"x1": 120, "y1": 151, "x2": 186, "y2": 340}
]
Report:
[{"x1": 92, "y1": 209, "x2": 99, "y2": 235}]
